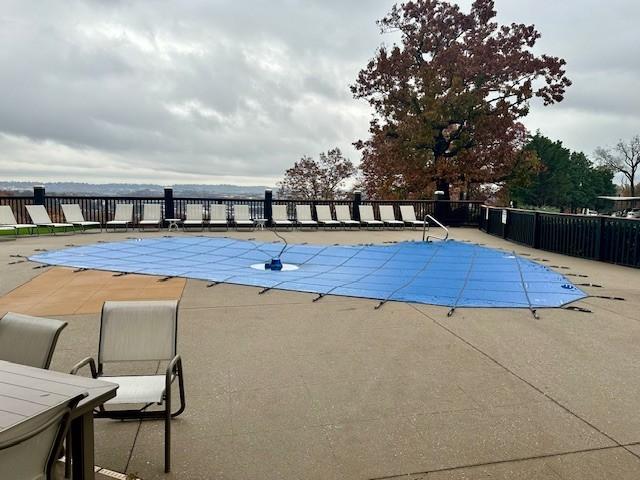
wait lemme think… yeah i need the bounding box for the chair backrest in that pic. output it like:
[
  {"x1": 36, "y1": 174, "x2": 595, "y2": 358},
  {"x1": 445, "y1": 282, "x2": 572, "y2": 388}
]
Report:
[
  {"x1": 272, "y1": 205, "x2": 288, "y2": 221},
  {"x1": 0, "y1": 313, "x2": 67, "y2": 369},
  {"x1": 233, "y1": 204, "x2": 250, "y2": 221},
  {"x1": 0, "y1": 205, "x2": 18, "y2": 225},
  {"x1": 143, "y1": 204, "x2": 162, "y2": 221},
  {"x1": 185, "y1": 204, "x2": 204, "y2": 221},
  {"x1": 295, "y1": 205, "x2": 313, "y2": 221},
  {"x1": 25, "y1": 205, "x2": 53, "y2": 224},
  {"x1": 315, "y1": 205, "x2": 333, "y2": 222},
  {"x1": 379, "y1": 205, "x2": 397, "y2": 222},
  {"x1": 0, "y1": 395, "x2": 83, "y2": 480},
  {"x1": 400, "y1": 205, "x2": 418, "y2": 222},
  {"x1": 334, "y1": 205, "x2": 353, "y2": 221},
  {"x1": 99, "y1": 300, "x2": 178, "y2": 365},
  {"x1": 61, "y1": 204, "x2": 85, "y2": 223},
  {"x1": 210, "y1": 204, "x2": 227, "y2": 221},
  {"x1": 113, "y1": 204, "x2": 133, "y2": 222},
  {"x1": 359, "y1": 205, "x2": 375, "y2": 222}
]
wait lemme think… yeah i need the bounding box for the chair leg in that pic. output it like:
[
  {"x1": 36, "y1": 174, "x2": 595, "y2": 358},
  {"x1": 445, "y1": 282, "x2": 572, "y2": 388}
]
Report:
[
  {"x1": 64, "y1": 431, "x2": 72, "y2": 478},
  {"x1": 165, "y1": 389, "x2": 172, "y2": 472}
]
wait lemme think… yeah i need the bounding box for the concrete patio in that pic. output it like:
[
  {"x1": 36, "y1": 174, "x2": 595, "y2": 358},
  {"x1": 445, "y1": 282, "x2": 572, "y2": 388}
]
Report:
[{"x1": 1, "y1": 227, "x2": 639, "y2": 479}]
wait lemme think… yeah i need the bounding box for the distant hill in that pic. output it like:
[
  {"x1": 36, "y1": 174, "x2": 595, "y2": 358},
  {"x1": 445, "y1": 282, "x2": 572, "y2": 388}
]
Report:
[{"x1": 0, "y1": 181, "x2": 269, "y2": 198}]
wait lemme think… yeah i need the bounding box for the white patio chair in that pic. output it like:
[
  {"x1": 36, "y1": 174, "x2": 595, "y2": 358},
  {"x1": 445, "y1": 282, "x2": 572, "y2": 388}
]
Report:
[
  {"x1": 295, "y1": 205, "x2": 318, "y2": 230},
  {"x1": 71, "y1": 300, "x2": 185, "y2": 473},
  {"x1": 334, "y1": 205, "x2": 359, "y2": 229},
  {"x1": 105, "y1": 204, "x2": 133, "y2": 232},
  {"x1": 379, "y1": 205, "x2": 404, "y2": 229},
  {"x1": 139, "y1": 204, "x2": 162, "y2": 231},
  {"x1": 183, "y1": 204, "x2": 205, "y2": 231},
  {"x1": 0, "y1": 312, "x2": 67, "y2": 369},
  {"x1": 25, "y1": 205, "x2": 74, "y2": 235},
  {"x1": 0, "y1": 205, "x2": 36, "y2": 236},
  {"x1": 358, "y1": 205, "x2": 384, "y2": 229},
  {"x1": 400, "y1": 205, "x2": 424, "y2": 229},
  {"x1": 315, "y1": 205, "x2": 340, "y2": 229},
  {"x1": 61, "y1": 204, "x2": 101, "y2": 232},
  {"x1": 208, "y1": 204, "x2": 229, "y2": 231},
  {"x1": 0, "y1": 393, "x2": 84, "y2": 480},
  {"x1": 233, "y1": 205, "x2": 255, "y2": 230},
  {"x1": 272, "y1": 205, "x2": 293, "y2": 230}
]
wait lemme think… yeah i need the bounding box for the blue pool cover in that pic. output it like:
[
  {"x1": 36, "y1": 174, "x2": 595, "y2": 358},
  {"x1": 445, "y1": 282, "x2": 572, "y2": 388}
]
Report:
[{"x1": 29, "y1": 237, "x2": 586, "y2": 309}]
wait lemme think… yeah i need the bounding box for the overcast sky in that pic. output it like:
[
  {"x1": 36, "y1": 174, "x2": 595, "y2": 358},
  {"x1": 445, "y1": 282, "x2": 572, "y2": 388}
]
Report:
[{"x1": 1, "y1": 0, "x2": 638, "y2": 186}]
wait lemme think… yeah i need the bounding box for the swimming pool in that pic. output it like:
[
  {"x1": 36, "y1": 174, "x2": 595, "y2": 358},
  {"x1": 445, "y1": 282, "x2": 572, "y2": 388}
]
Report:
[{"x1": 29, "y1": 237, "x2": 586, "y2": 309}]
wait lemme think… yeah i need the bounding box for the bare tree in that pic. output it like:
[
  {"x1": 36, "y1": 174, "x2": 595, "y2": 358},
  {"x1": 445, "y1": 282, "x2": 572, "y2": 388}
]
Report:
[
  {"x1": 595, "y1": 135, "x2": 640, "y2": 196},
  {"x1": 277, "y1": 148, "x2": 356, "y2": 199}
]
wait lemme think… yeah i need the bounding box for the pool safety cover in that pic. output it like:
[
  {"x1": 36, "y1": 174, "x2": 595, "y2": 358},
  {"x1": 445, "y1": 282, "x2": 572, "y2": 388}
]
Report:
[{"x1": 29, "y1": 237, "x2": 586, "y2": 309}]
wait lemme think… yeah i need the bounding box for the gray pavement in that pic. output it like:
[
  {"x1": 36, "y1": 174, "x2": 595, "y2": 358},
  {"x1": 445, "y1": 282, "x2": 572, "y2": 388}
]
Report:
[{"x1": 1, "y1": 227, "x2": 639, "y2": 479}]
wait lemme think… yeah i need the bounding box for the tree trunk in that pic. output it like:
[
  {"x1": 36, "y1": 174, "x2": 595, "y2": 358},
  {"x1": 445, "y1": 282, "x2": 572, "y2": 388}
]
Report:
[{"x1": 436, "y1": 179, "x2": 450, "y2": 200}]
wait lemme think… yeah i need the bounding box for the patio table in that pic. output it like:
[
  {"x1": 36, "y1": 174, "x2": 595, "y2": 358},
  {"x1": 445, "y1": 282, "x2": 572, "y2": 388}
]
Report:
[
  {"x1": 0, "y1": 360, "x2": 118, "y2": 479},
  {"x1": 165, "y1": 218, "x2": 182, "y2": 231}
]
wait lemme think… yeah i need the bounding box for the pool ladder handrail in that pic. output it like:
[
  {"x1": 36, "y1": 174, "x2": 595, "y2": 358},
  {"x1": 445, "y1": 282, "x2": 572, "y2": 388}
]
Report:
[{"x1": 422, "y1": 214, "x2": 449, "y2": 242}]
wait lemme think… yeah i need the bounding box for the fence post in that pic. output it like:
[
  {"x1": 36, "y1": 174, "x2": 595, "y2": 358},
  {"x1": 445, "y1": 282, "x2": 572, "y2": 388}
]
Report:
[
  {"x1": 33, "y1": 185, "x2": 46, "y2": 205},
  {"x1": 533, "y1": 212, "x2": 541, "y2": 249},
  {"x1": 264, "y1": 189, "x2": 273, "y2": 226},
  {"x1": 164, "y1": 186, "x2": 174, "y2": 220},
  {"x1": 353, "y1": 191, "x2": 362, "y2": 221},
  {"x1": 434, "y1": 191, "x2": 446, "y2": 223},
  {"x1": 596, "y1": 216, "x2": 606, "y2": 261},
  {"x1": 502, "y1": 209, "x2": 509, "y2": 239}
]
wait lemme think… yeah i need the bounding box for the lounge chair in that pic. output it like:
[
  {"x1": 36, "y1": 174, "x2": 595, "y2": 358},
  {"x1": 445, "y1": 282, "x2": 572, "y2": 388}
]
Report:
[
  {"x1": 379, "y1": 205, "x2": 404, "y2": 229},
  {"x1": 25, "y1": 205, "x2": 74, "y2": 235},
  {"x1": 334, "y1": 205, "x2": 360, "y2": 229},
  {"x1": 0, "y1": 205, "x2": 36, "y2": 236},
  {"x1": 61, "y1": 204, "x2": 101, "y2": 232},
  {"x1": 295, "y1": 205, "x2": 318, "y2": 230},
  {"x1": 106, "y1": 204, "x2": 133, "y2": 232},
  {"x1": 71, "y1": 300, "x2": 185, "y2": 473},
  {"x1": 315, "y1": 205, "x2": 340, "y2": 229},
  {"x1": 0, "y1": 312, "x2": 67, "y2": 369},
  {"x1": 358, "y1": 205, "x2": 384, "y2": 229},
  {"x1": 0, "y1": 391, "x2": 84, "y2": 480},
  {"x1": 139, "y1": 204, "x2": 162, "y2": 231},
  {"x1": 183, "y1": 204, "x2": 205, "y2": 231},
  {"x1": 400, "y1": 205, "x2": 424, "y2": 229},
  {"x1": 233, "y1": 205, "x2": 255, "y2": 230},
  {"x1": 271, "y1": 205, "x2": 293, "y2": 230},
  {"x1": 208, "y1": 204, "x2": 229, "y2": 231}
]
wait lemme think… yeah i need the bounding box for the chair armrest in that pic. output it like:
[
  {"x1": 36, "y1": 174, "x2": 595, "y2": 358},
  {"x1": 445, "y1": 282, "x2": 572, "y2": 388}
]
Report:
[
  {"x1": 166, "y1": 355, "x2": 182, "y2": 387},
  {"x1": 70, "y1": 357, "x2": 98, "y2": 378}
]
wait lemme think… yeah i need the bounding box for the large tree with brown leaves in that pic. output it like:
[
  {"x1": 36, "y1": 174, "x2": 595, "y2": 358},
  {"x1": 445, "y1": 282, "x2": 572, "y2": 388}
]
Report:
[{"x1": 352, "y1": 0, "x2": 571, "y2": 199}]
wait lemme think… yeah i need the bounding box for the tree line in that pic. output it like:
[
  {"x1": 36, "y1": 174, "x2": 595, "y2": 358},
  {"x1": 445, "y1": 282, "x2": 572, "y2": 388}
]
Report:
[{"x1": 278, "y1": 0, "x2": 638, "y2": 211}]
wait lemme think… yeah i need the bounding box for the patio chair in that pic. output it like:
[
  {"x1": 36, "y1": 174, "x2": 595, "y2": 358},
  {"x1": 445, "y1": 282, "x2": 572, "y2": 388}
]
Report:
[
  {"x1": 208, "y1": 204, "x2": 229, "y2": 231},
  {"x1": 61, "y1": 204, "x2": 101, "y2": 233},
  {"x1": 272, "y1": 205, "x2": 293, "y2": 230},
  {"x1": 25, "y1": 205, "x2": 74, "y2": 235},
  {"x1": 0, "y1": 205, "x2": 36, "y2": 236},
  {"x1": 183, "y1": 204, "x2": 205, "y2": 231},
  {"x1": 295, "y1": 205, "x2": 318, "y2": 230},
  {"x1": 334, "y1": 205, "x2": 360, "y2": 229},
  {"x1": 0, "y1": 312, "x2": 67, "y2": 369},
  {"x1": 400, "y1": 205, "x2": 424, "y2": 229},
  {"x1": 379, "y1": 205, "x2": 404, "y2": 229},
  {"x1": 105, "y1": 204, "x2": 133, "y2": 232},
  {"x1": 233, "y1": 205, "x2": 255, "y2": 230},
  {"x1": 358, "y1": 205, "x2": 384, "y2": 229},
  {"x1": 315, "y1": 205, "x2": 340, "y2": 229},
  {"x1": 70, "y1": 300, "x2": 185, "y2": 473},
  {"x1": 139, "y1": 204, "x2": 162, "y2": 231},
  {"x1": 0, "y1": 392, "x2": 85, "y2": 480}
]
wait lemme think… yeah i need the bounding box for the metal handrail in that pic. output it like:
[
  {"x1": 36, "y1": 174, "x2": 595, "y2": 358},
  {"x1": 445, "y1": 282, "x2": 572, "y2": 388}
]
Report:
[{"x1": 422, "y1": 214, "x2": 449, "y2": 242}]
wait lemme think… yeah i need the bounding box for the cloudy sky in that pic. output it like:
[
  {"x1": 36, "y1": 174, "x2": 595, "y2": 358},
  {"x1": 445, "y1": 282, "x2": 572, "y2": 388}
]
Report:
[{"x1": 1, "y1": 0, "x2": 638, "y2": 186}]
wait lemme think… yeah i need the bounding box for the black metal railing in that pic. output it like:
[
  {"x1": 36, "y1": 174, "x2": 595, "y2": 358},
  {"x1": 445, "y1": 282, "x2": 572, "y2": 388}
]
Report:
[{"x1": 480, "y1": 206, "x2": 640, "y2": 268}]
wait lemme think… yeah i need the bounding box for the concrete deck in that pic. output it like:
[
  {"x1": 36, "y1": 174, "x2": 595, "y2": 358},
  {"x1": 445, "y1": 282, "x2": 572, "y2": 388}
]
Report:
[{"x1": 1, "y1": 227, "x2": 639, "y2": 479}]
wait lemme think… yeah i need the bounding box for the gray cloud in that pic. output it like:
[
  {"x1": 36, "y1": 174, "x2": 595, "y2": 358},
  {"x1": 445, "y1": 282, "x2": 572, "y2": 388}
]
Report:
[{"x1": 0, "y1": 0, "x2": 638, "y2": 185}]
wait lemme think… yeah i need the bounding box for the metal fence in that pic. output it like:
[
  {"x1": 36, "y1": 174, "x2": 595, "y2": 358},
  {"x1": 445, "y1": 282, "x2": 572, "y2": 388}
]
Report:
[{"x1": 480, "y1": 206, "x2": 640, "y2": 268}]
